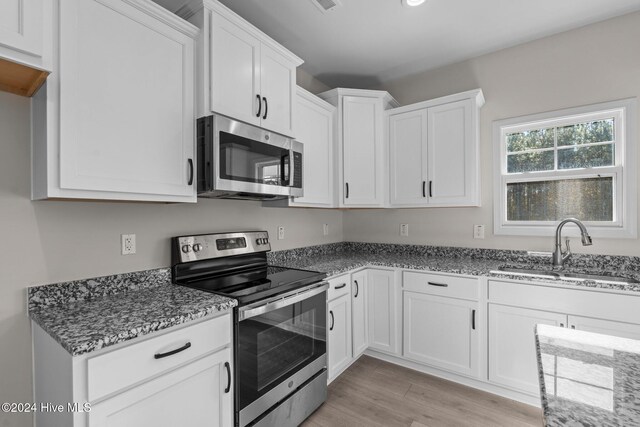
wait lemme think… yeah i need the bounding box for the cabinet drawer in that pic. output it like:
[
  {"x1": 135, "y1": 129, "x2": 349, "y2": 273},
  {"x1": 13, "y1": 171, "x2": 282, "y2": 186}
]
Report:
[
  {"x1": 328, "y1": 274, "x2": 350, "y2": 301},
  {"x1": 87, "y1": 314, "x2": 230, "y2": 401},
  {"x1": 488, "y1": 280, "x2": 640, "y2": 325},
  {"x1": 403, "y1": 271, "x2": 479, "y2": 301}
]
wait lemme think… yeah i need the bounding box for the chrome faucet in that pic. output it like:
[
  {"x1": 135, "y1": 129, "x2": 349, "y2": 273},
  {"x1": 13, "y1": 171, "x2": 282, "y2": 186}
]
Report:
[{"x1": 552, "y1": 218, "x2": 593, "y2": 267}]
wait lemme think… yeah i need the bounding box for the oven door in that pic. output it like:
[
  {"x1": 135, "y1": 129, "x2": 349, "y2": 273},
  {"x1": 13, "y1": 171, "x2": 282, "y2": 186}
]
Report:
[
  {"x1": 213, "y1": 115, "x2": 297, "y2": 197},
  {"x1": 236, "y1": 284, "x2": 327, "y2": 427}
]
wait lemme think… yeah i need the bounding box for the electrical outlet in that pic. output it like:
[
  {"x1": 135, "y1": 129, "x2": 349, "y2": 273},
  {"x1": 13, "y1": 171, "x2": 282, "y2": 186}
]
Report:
[
  {"x1": 323, "y1": 224, "x2": 329, "y2": 236},
  {"x1": 121, "y1": 234, "x2": 136, "y2": 255},
  {"x1": 473, "y1": 225, "x2": 485, "y2": 239},
  {"x1": 278, "y1": 226, "x2": 285, "y2": 240},
  {"x1": 400, "y1": 224, "x2": 409, "y2": 237}
]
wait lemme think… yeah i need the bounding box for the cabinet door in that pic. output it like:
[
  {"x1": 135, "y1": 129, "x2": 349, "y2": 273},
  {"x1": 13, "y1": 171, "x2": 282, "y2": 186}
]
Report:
[
  {"x1": 404, "y1": 292, "x2": 479, "y2": 377},
  {"x1": 568, "y1": 315, "x2": 640, "y2": 340},
  {"x1": 351, "y1": 271, "x2": 368, "y2": 357},
  {"x1": 58, "y1": 0, "x2": 195, "y2": 199},
  {"x1": 0, "y1": 0, "x2": 42, "y2": 58},
  {"x1": 427, "y1": 99, "x2": 475, "y2": 205},
  {"x1": 367, "y1": 269, "x2": 399, "y2": 355},
  {"x1": 290, "y1": 90, "x2": 334, "y2": 206},
  {"x1": 342, "y1": 96, "x2": 383, "y2": 206},
  {"x1": 210, "y1": 10, "x2": 261, "y2": 126},
  {"x1": 328, "y1": 294, "x2": 352, "y2": 380},
  {"x1": 389, "y1": 109, "x2": 428, "y2": 206},
  {"x1": 90, "y1": 348, "x2": 232, "y2": 427},
  {"x1": 260, "y1": 45, "x2": 296, "y2": 137},
  {"x1": 488, "y1": 304, "x2": 566, "y2": 395}
]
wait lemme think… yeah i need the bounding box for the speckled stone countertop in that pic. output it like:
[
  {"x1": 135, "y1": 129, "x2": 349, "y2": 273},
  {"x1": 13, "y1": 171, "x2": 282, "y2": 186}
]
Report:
[
  {"x1": 28, "y1": 268, "x2": 236, "y2": 356},
  {"x1": 268, "y1": 242, "x2": 640, "y2": 293},
  {"x1": 535, "y1": 324, "x2": 640, "y2": 426}
]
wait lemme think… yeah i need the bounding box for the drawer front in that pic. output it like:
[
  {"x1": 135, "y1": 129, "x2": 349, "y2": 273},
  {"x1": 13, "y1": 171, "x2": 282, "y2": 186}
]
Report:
[
  {"x1": 87, "y1": 314, "x2": 230, "y2": 402},
  {"x1": 403, "y1": 271, "x2": 479, "y2": 301},
  {"x1": 488, "y1": 280, "x2": 640, "y2": 325},
  {"x1": 328, "y1": 274, "x2": 350, "y2": 301}
]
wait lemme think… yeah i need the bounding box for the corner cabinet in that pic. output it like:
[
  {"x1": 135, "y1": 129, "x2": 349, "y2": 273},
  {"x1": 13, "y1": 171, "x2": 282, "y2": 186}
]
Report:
[
  {"x1": 179, "y1": 0, "x2": 303, "y2": 138},
  {"x1": 388, "y1": 89, "x2": 484, "y2": 207},
  {"x1": 264, "y1": 87, "x2": 336, "y2": 208},
  {"x1": 31, "y1": 0, "x2": 198, "y2": 202},
  {"x1": 33, "y1": 314, "x2": 233, "y2": 427},
  {"x1": 318, "y1": 88, "x2": 399, "y2": 207}
]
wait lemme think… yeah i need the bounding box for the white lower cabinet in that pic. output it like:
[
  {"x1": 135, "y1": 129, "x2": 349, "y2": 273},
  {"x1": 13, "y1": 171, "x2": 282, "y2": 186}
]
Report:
[
  {"x1": 351, "y1": 270, "x2": 368, "y2": 357},
  {"x1": 90, "y1": 349, "x2": 231, "y2": 427},
  {"x1": 488, "y1": 304, "x2": 566, "y2": 395},
  {"x1": 488, "y1": 280, "x2": 640, "y2": 397},
  {"x1": 328, "y1": 293, "x2": 352, "y2": 381},
  {"x1": 33, "y1": 314, "x2": 233, "y2": 427},
  {"x1": 404, "y1": 292, "x2": 479, "y2": 378},
  {"x1": 367, "y1": 269, "x2": 399, "y2": 355}
]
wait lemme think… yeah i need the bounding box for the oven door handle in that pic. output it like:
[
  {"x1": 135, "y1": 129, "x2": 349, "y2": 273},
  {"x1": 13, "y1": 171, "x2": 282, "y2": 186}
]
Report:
[{"x1": 239, "y1": 282, "x2": 329, "y2": 321}]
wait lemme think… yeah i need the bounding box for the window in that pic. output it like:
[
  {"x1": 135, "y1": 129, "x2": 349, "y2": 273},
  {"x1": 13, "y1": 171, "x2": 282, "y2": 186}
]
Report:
[{"x1": 493, "y1": 99, "x2": 637, "y2": 238}]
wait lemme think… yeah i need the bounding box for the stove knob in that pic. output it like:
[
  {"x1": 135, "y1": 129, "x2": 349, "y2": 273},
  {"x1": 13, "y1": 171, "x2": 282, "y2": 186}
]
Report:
[
  {"x1": 181, "y1": 244, "x2": 192, "y2": 253},
  {"x1": 256, "y1": 238, "x2": 263, "y2": 245},
  {"x1": 264, "y1": 238, "x2": 269, "y2": 244},
  {"x1": 193, "y1": 243, "x2": 203, "y2": 252}
]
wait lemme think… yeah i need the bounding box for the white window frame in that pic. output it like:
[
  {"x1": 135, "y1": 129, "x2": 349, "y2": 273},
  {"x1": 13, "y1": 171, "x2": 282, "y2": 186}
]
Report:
[{"x1": 493, "y1": 98, "x2": 637, "y2": 238}]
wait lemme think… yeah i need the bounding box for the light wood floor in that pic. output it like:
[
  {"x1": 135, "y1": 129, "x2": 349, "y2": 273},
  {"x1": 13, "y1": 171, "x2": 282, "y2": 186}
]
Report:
[{"x1": 302, "y1": 356, "x2": 542, "y2": 427}]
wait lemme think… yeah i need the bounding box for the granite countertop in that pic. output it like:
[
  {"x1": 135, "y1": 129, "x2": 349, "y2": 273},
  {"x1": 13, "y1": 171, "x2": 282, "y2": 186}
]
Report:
[
  {"x1": 535, "y1": 324, "x2": 640, "y2": 426},
  {"x1": 269, "y1": 247, "x2": 640, "y2": 293},
  {"x1": 28, "y1": 268, "x2": 236, "y2": 356}
]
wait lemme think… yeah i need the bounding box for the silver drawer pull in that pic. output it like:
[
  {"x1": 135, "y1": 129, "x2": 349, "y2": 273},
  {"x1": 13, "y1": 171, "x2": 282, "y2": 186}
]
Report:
[{"x1": 427, "y1": 281, "x2": 448, "y2": 287}]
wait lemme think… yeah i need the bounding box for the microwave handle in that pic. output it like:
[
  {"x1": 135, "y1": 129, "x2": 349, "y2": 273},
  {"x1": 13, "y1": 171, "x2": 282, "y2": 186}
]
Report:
[{"x1": 280, "y1": 152, "x2": 291, "y2": 186}]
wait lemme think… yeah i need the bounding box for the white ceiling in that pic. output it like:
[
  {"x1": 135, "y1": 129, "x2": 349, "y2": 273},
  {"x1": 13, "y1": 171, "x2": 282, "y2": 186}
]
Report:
[{"x1": 156, "y1": 0, "x2": 640, "y2": 88}]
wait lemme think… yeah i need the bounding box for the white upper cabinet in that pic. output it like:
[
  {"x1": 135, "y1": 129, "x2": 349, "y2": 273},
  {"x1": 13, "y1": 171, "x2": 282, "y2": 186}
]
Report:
[
  {"x1": 389, "y1": 109, "x2": 428, "y2": 205},
  {"x1": 319, "y1": 88, "x2": 399, "y2": 207},
  {"x1": 266, "y1": 87, "x2": 335, "y2": 208},
  {"x1": 32, "y1": 0, "x2": 198, "y2": 202},
  {"x1": 180, "y1": 0, "x2": 302, "y2": 138},
  {"x1": 0, "y1": 0, "x2": 49, "y2": 70},
  {"x1": 209, "y1": 10, "x2": 260, "y2": 127},
  {"x1": 388, "y1": 89, "x2": 484, "y2": 208}
]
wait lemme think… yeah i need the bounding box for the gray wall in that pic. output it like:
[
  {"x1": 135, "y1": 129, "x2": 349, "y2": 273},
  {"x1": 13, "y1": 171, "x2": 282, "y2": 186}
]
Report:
[
  {"x1": 344, "y1": 11, "x2": 640, "y2": 257},
  {"x1": 0, "y1": 89, "x2": 342, "y2": 427}
]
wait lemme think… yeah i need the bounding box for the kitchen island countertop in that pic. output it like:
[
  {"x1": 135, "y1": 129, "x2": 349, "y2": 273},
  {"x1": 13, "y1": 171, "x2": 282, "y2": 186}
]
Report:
[{"x1": 535, "y1": 324, "x2": 640, "y2": 426}]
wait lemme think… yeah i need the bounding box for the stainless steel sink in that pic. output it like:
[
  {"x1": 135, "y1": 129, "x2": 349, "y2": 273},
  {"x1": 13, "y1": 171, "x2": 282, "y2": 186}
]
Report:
[{"x1": 495, "y1": 266, "x2": 639, "y2": 284}]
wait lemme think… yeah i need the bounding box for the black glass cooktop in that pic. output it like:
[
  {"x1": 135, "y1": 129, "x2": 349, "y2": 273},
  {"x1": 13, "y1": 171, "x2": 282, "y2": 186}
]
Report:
[{"x1": 177, "y1": 265, "x2": 326, "y2": 305}]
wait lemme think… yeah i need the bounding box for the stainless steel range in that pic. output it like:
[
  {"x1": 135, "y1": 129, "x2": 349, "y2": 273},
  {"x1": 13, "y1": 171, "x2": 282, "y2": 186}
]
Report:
[{"x1": 171, "y1": 231, "x2": 328, "y2": 427}]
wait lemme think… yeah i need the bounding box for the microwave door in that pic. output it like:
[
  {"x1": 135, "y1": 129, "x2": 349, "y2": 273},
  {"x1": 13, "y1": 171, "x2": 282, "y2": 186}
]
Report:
[{"x1": 213, "y1": 124, "x2": 292, "y2": 197}]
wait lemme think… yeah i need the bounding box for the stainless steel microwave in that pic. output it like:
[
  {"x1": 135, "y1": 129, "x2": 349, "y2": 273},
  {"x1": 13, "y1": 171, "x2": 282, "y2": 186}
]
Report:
[{"x1": 196, "y1": 115, "x2": 303, "y2": 200}]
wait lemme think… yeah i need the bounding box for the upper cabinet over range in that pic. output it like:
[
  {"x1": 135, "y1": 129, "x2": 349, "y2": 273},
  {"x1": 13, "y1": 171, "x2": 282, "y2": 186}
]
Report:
[
  {"x1": 319, "y1": 88, "x2": 399, "y2": 208},
  {"x1": 388, "y1": 89, "x2": 484, "y2": 207},
  {"x1": 32, "y1": 0, "x2": 198, "y2": 203},
  {"x1": 178, "y1": 0, "x2": 303, "y2": 138},
  {"x1": 0, "y1": 0, "x2": 51, "y2": 96}
]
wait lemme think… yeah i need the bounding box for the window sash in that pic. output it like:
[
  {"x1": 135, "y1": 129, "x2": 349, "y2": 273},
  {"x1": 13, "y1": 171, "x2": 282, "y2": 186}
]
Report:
[{"x1": 492, "y1": 98, "x2": 637, "y2": 239}]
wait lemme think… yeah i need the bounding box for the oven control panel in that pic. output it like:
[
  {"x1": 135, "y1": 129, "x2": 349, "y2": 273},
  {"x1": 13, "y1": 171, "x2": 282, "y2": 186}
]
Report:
[{"x1": 175, "y1": 231, "x2": 270, "y2": 262}]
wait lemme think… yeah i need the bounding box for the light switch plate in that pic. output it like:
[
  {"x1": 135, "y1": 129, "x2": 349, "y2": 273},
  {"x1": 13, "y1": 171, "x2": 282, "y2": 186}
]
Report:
[
  {"x1": 278, "y1": 226, "x2": 285, "y2": 240},
  {"x1": 323, "y1": 224, "x2": 329, "y2": 236}
]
